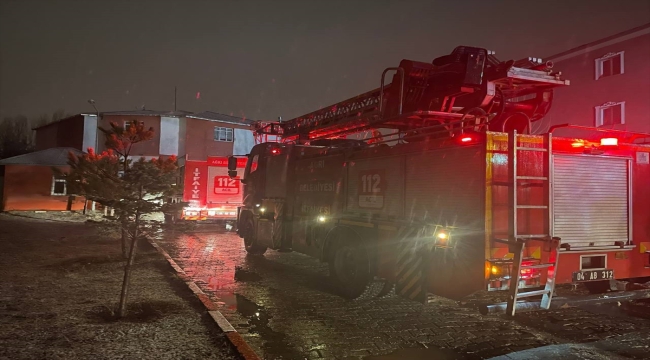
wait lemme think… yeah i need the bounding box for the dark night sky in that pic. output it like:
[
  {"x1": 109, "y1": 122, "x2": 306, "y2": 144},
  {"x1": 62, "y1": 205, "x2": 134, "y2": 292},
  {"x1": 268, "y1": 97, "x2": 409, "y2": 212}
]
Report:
[{"x1": 1, "y1": 0, "x2": 649, "y2": 121}]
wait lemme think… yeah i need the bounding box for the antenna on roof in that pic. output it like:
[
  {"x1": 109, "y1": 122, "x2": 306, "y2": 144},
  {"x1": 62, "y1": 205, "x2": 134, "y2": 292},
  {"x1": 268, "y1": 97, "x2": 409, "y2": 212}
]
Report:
[{"x1": 174, "y1": 86, "x2": 177, "y2": 112}]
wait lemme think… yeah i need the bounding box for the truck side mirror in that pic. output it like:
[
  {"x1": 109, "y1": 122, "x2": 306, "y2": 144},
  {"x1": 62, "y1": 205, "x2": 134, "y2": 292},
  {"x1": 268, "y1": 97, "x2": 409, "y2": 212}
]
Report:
[
  {"x1": 227, "y1": 156, "x2": 237, "y2": 171},
  {"x1": 227, "y1": 156, "x2": 238, "y2": 178}
]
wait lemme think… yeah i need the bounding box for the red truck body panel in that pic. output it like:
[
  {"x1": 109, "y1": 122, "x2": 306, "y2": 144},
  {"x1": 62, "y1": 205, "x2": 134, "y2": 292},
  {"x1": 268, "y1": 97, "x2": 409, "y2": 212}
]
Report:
[{"x1": 182, "y1": 156, "x2": 247, "y2": 220}]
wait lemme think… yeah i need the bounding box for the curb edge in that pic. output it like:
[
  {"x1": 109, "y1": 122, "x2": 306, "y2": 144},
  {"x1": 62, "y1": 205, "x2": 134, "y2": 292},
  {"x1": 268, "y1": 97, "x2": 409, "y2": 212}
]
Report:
[{"x1": 149, "y1": 238, "x2": 262, "y2": 360}]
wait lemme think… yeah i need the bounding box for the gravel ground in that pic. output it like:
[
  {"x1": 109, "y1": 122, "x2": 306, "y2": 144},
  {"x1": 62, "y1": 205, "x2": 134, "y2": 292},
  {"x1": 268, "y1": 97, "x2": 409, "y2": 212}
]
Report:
[{"x1": 0, "y1": 214, "x2": 239, "y2": 360}]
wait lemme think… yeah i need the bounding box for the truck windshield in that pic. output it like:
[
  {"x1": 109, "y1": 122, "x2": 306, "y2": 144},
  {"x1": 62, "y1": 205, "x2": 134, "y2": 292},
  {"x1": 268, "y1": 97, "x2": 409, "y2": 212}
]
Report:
[{"x1": 245, "y1": 154, "x2": 259, "y2": 180}]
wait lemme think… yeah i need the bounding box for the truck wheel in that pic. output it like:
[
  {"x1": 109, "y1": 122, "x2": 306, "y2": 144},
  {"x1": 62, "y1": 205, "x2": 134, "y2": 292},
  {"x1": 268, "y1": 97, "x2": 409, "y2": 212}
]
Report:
[
  {"x1": 241, "y1": 217, "x2": 267, "y2": 255},
  {"x1": 330, "y1": 243, "x2": 370, "y2": 299}
]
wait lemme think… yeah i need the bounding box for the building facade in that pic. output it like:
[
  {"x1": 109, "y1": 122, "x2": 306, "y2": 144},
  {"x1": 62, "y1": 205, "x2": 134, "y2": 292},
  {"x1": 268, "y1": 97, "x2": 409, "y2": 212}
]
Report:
[
  {"x1": 33, "y1": 110, "x2": 256, "y2": 161},
  {"x1": 0, "y1": 148, "x2": 85, "y2": 211},
  {"x1": 34, "y1": 114, "x2": 98, "y2": 152},
  {"x1": 542, "y1": 23, "x2": 650, "y2": 137}
]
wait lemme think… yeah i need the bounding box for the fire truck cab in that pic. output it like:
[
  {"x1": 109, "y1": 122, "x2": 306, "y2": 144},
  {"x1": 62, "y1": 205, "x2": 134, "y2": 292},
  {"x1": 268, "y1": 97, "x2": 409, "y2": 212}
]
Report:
[{"x1": 230, "y1": 46, "x2": 650, "y2": 315}]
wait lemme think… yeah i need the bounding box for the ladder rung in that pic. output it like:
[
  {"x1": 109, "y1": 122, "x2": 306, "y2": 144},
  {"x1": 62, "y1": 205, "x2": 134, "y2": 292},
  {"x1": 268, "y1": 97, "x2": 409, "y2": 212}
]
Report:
[
  {"x1": 516, "y1": 289, "x2": 551, "y2": 298},
  {"x1": 517, "y1": 234, "x2": 550, "y2": 239},
  {"x1": 516, "y1": 234, "x2": 550, "y2": 239},
  {"x1": 516, "y1": 205, "x2": 548, "y2": 209},
  {"x1": 521, "y1": 263, "x2": 553, "y2": 270},
  {"x1": 516, "y1": 147, "x2": 548, "y2": 152},
  {"x1": 516, "y1": 176, "x2": 548, "y2": 180}
]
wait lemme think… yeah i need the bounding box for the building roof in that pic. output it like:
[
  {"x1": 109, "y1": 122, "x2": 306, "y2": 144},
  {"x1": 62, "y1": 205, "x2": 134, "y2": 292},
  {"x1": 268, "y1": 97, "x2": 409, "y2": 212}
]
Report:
[
  {"x1": 32, "y1": 114, "x2": 87, "y2": 131},
  {"x1": 186, "y1": 111, "x2": 255, "y2": 125},
  {"x1": 31, "y1": 109, "x2": 256, "y2": 131},
  {"x1": 101, "y1": 109, "x2": 193, "y2": 117},
  {"x1": 547, "y1": 23, "x2": 650, "y2": 62},
  {"x1": 0, "y1": 147, "x2": 83, "y2": 166}
]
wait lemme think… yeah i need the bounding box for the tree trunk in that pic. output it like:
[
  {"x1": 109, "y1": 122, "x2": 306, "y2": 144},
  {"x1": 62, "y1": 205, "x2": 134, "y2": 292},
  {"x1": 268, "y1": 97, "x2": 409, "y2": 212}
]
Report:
[
  {"x1": 120, "y1": 214, "x2": 128, "y2": 259},
  {"x1": 117, "y1": 209, "x2": 140, "y2": 318}
]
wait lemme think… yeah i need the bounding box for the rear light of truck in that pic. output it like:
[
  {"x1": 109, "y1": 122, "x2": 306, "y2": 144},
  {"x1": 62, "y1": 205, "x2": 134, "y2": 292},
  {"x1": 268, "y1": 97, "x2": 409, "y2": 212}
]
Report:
[
  {"x1": 456, "y1": 132, "x2": 482, "y2": 145},
  {"x1": 600, "y1": 137, "x2": 618, "y2": 147}
]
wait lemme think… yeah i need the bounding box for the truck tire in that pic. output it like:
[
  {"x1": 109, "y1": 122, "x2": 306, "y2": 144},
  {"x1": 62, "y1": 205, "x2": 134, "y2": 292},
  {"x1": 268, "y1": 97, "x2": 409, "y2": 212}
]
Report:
[
  {"x1": 330, "y1": 243, "x2": 371, "y2": 299},
  {"x1": 241, "y1": 217, "x2": 267, "y2": 255}
]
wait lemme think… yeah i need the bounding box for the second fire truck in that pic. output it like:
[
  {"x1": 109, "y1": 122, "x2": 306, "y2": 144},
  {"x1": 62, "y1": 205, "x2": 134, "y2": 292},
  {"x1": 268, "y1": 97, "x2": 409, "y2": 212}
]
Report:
[{"x1": 229, "y1": 46, "x2": 650, "y2": 315}]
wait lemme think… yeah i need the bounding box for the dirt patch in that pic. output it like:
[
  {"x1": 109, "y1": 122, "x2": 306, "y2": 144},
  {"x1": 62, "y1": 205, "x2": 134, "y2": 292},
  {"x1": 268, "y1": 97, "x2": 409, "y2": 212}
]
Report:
[
  {"x1": 86, "y1": 300, "x2": 186, "y2": 323},
  {"x1": 0, "y1": 214, "x2": 239, "y2": 360}
]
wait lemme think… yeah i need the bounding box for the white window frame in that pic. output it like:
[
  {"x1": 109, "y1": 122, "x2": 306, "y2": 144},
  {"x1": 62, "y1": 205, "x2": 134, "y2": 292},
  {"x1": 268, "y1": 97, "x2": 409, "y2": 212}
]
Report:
[
  {"x1": 214, "y1": 127, "x2": 234, "y2": 142},
  {"x1": 594, "y1": 51, "x2": 624, "y2": 80},
  {"x1": 579, "y1": 254, "x2": 607, "y2": 271},
  {"x1": 595, "y1": 101, "x2": 625, "y2": 127},
  {"x1": 51, "y1": 176, "x2": 67, "y2": 196},
  {"x1": 124, "y1": 120, "x2": 144, "y2": 130}
]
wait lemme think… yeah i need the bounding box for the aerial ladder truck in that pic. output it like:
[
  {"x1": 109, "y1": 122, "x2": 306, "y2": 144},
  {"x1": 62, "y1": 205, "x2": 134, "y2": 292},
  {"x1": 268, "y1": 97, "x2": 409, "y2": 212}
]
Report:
[{"x1": 229, "y1": 46, "x2": 650, "y2": 315}]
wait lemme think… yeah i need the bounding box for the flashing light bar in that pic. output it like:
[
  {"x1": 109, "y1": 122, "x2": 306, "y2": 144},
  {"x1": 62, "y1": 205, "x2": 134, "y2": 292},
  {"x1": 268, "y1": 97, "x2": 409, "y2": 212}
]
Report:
[
  {"x1": 600, "y1": 138, "x2": 618, "y2": 146},
  {"x1": 460, "y1": 136, "x2": 473, "y2": 143}
]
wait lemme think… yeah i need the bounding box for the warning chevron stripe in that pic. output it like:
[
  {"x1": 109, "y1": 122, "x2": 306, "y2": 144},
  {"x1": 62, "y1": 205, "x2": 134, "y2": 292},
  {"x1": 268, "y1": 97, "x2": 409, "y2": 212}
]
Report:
[{"x1": 395, "y1": 227, "x2": 427, "y2": 303}]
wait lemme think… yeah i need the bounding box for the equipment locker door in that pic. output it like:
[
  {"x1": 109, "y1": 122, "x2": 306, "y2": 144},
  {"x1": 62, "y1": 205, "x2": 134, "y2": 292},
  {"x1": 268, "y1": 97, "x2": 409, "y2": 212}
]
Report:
[{"x1": 552, "y1": 155, "x2": 630, "y2": 247}]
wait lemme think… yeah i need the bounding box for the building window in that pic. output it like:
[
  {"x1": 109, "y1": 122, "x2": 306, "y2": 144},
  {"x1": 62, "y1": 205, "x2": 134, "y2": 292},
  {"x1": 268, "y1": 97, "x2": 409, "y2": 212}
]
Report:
[
  {"x1": 214, "y1": 127, "x2": 234, "y2": 142},
  {"x1": 124, "y1": 120, "x2": 144, "y2": 130},
  {"x1": 51, "y1": 176, "x2": 67, "y2": 196},
  {"x1": 595, "y1": 52, "x2": 624, "y2": 80},
  {"x1": 595, "y1": 101, "x2": 625, "y2": 127}
]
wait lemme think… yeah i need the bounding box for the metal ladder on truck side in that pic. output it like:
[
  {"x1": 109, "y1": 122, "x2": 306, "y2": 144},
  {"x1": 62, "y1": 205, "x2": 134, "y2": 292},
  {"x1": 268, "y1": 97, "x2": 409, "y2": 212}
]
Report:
[{"x1": 504, "y1": 130, "x2": 562, "y2": 317}]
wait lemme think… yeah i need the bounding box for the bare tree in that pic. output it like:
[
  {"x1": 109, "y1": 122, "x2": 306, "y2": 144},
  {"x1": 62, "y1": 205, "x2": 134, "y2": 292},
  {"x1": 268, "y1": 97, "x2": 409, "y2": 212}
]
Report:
[{"x1": 0, "y1": 116, "x2": 32, "y2": 159}]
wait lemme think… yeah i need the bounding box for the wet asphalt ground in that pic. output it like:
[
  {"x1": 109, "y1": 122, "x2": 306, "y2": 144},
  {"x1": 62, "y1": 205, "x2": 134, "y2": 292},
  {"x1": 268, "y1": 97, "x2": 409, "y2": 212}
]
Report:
[{"x1": 157, "y1": 227, "x2": 650, "y2": 360}]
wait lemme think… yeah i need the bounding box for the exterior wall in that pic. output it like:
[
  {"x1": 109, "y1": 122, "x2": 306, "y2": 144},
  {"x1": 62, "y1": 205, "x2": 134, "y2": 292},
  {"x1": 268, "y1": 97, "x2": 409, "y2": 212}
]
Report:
[
  {"x1": 98, "y1": 115, "x2": 161, "y2": 156},
  {"x1": 178, "y1": 117, "x2": 187, "y2": 158},
  {"x1": 35, "y1": 116, "x2": 85, "y2": 151},
  {"x1": 159, "y1": 116, "x2": 180, "y2": 155},
  {"x1": 183, "y1": 118, "x2": 250, "y2": 161},
  {"x1": 1, "y1": 165, "x2": 84, "y2": 211},
  {"x1": 233, "y1": 128, "x2": 256, "y2": 155},
  {"x1": 82, "y1": 115, "x2": 98, "y2": 151},
  {"x1": 545, "y1": 27, "x2": 650, "y2": 134}
]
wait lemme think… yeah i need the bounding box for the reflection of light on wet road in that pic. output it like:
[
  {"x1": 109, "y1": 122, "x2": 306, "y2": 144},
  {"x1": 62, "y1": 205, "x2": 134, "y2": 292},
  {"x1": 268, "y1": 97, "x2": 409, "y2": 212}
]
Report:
[{"x1": 160, "y1": 230, "x2": 343, "y2": 359}]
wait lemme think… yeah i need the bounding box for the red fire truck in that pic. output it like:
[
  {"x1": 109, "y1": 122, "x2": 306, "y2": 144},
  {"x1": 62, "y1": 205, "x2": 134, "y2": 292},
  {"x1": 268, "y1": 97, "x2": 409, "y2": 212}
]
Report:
[
  {"x1": 180, "y1": 156, "x2": 248, "y2": 222},
  {"x1": 230, "y1": 46, "x2": 650, "y2": 315}
]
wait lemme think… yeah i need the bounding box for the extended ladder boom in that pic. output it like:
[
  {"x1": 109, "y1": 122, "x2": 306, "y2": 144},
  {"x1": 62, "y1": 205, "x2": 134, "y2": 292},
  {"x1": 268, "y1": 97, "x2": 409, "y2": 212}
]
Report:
[{"x1": 254, "y1": 46, "x2": 569, "y2": 143}]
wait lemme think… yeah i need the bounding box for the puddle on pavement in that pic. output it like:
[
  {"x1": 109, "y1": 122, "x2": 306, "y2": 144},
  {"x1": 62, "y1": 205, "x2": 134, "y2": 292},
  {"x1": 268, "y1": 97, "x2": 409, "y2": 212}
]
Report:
[
  {"x1": 364, "y1": 346, "x2": 464, "y2": 360},
  {"x1": 217, "y1": 292, "x2": 304, "y2": 359},
  {"x1": 234, "y1": 266, "x2": 263, "y2": 282}
]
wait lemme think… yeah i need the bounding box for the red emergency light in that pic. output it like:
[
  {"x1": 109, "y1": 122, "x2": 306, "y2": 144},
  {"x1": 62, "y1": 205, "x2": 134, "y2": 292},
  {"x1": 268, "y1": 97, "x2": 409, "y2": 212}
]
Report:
[
  {"x1": 456, "y1": 133, "x2": 480, "y2": 145},
  {"x1": 270, "y1": 148, "x2": 281, "y2": 155}
]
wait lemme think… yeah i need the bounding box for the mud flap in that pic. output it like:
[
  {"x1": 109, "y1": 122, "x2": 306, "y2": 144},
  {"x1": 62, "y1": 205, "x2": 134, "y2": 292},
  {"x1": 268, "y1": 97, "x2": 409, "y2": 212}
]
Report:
[
  {"x1": 272, "y1": 202, "x2": 284, "y2": 249},
  {"x1": 395, "y1": 227, "x2": 428, "y2": 303},
  {"x1": 255, "y1": 218, "x2": 275, "y2": 248}
]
